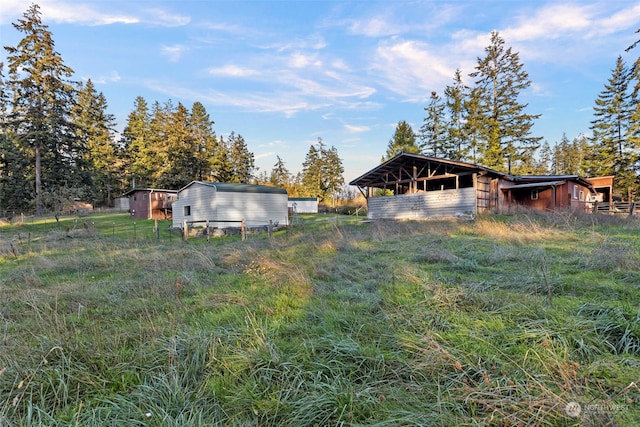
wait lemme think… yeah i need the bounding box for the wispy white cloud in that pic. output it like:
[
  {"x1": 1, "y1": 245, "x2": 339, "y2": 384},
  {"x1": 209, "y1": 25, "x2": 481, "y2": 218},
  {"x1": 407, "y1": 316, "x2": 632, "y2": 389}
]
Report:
[
  {"x1": 208, "y1": 64, "x2": 259, "y2": 78},
  {"x1": 289, "y1": 52, "x2": 322, "y2": 69},
  {"x1": 344, "y1": 124, "x2": 370, "y2": 133},
  {"x1": 1, "y1": 1, "x2": 189, "y2": 26},
  {"x1": 161, "y1": 44, "x2": 188, "y2": 62},
  {"x1": 144, "y1": 7, "x2": 190, "y2": 27},
  {"x1": 0, "y1": 0, "x2": 139, "y2": 25},
  {"x1": 503, "y1": 3, "x2": 593, "y2": 42},
  {"x1": 85, "y1": 70, "x2": 121, "y2": 85},
  {"x1": 372, "y1": 39, "x2": 457, "y2": 100}
]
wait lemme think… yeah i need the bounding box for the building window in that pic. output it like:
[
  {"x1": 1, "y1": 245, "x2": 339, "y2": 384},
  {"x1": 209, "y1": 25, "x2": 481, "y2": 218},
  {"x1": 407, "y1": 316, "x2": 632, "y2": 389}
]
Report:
[
  {"x1": 531, "y1": 190, "x2": 538, "y2": 200},
  {"x1": 573, "y1": 185, "x2": 578, "y2": 199},
  {"x1": 579, "y1": 190, "x2": 585, "y2": 201},
  {"x1": 133, "y1": 196, "x2": 137, "y2": 201},
  {"x1": 184, "y1": 206, "x2": 191, "y2": 216}
]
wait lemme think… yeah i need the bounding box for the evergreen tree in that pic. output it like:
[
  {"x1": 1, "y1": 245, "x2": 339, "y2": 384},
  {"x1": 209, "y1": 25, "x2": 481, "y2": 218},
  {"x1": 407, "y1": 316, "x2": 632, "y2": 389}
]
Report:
[
  {"x1": 227, "y1": 132, "x2": 255, "y2": 183},
  {"x1": 4, "y1": 4, "x2": 80, "y2": 214},
  {"x1": 211, "y1": 134, "x2": 233, "y2": 182},
  {"x1": 270, "y1": 155, "x2": 290, "y2": 187},
  {"x1": 443, "y1": 69, "x2": 468, "y2": 161},
  {"x1": 301, "y1": 138, "x2": 344, "y2": 204},
  {"x1": 121, "y1": 96, "x2": 151, "y2": 189},
  {"x1": 72, "y1": 79, "x2": 119, "y2": 206},
  {"x1": 536, "y1": 141, "x2": 553, "y2": 174},
  {"x1": 301, "y1": 143, "x2": 322, "y2": 197},
  {"x1": 189, "y1": 102, "x2": 217, "y2": 182},
  {"x1": 463, "y1": 87, "x2": 483, "y2": 164},
  {"x1": 382, "y1": 120, "x2": 419, "y2": 162},
  {"x1": 469, "y1": 31, "x2": 542, "y2": 173},
  {"x1": 420, "y1": 91, "x2": 448, "y2": 158},
  {"x1": 157, "y1": 101, "x2": 195, "y2": 189},
  {"x1": 148, "y1": 100, "x2": 172, "y2": 186},
  {"x1": 589, "y1": 56, "x2": 636, "y2": 196},
  {"x1": 323, "y1": 145, "x2": 345, "y2": 207}
]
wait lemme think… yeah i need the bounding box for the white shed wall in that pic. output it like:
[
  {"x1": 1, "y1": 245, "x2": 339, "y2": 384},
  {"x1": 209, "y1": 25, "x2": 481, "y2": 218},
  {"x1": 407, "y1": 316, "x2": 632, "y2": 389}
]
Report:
[
  {"x1": 172, "y1": 183, "x2": 288, "y2": 229},
  {"x1": 367, "y1": 187, "x2": 477, "y2": 220},
  {"x1": 288, "y1": 198, "x2": 318, "y2": 213}
]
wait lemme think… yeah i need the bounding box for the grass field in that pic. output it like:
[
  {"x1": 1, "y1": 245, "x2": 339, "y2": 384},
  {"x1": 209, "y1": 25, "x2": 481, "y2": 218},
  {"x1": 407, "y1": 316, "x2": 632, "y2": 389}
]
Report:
[{"x1": 0, "y1": 211, "x2": 639, "y2": 426}]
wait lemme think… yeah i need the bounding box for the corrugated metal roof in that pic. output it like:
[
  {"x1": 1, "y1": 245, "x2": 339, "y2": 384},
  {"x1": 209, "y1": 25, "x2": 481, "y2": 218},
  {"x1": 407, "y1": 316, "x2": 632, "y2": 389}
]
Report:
[
  {"x1": 179, "y1": 181, "x2": 287, "y2": 194},
  {"x1": 122, "y1": 188, "x2": 178, "y2": 196},
  {"x1": 500, "y1": 181, "x2": 567, "y2": 190},
  {"x1": 349, "y1": 152, "x2": 504, "y2": 188}
]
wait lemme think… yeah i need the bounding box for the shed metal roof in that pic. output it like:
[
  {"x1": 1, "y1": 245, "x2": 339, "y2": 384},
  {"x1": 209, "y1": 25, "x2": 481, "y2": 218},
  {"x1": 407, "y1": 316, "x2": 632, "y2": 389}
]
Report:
[{"x1": 179, "y1": 181, "x2": 287, "y2": 194}]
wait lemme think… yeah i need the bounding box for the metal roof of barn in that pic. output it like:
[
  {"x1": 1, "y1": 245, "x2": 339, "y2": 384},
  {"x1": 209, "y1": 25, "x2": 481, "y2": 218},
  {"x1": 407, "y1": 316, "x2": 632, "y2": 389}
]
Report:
[{"x1": 349, "y1": 152, "x2": 504, "y2": 189}]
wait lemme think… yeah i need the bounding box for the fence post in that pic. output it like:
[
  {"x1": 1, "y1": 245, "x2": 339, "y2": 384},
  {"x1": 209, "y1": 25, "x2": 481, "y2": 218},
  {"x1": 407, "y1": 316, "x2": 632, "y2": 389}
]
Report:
[
  {"x1": 241, "y1": 219, "x2": 246, "y2": 241},
  {"x1": 183, "y1": 220, "x2": 189, "y2": 242},
  {"x1": 206, "y1": 220, "x2": 210, "y2": 243},
  {"x1": 155, "y1": 219, "x2": 159, "y2": 241},
  {"x1": 268, "y1": 220, "x2": 273, "y2": 238}
]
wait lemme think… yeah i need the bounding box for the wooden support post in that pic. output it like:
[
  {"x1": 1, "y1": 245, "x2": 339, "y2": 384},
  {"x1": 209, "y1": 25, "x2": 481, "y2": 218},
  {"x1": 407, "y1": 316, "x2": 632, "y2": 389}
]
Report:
[
  {"x1": 183, "y1": 220, "x2": 188, "y2": 242},
  {"x1": 206, "y1": 219, "x2": 210, "y2": 243},
  {"x1": 241, "y1": 219, "x2": 246, "y2": 241},
  {"x1": 155, "y1": 219, "x2": 159, "y2": 241},
  {"x1": 268, "y1": 220, "x2": 273, "y2": 238}
]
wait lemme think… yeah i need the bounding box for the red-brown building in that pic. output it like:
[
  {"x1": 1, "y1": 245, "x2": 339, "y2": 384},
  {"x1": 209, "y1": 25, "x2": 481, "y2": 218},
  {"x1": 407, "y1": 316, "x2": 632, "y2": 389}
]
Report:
[
  {"x1": 122, "y1": 188, "x2": 177, "y2": 220},
  {"x1": 499, "y1": 175, "x2": 596, "y2": 213}
]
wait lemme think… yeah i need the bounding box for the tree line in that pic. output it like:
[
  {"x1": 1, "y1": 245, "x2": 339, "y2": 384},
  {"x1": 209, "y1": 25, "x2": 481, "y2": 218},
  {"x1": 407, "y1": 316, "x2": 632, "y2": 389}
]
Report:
[
  {"x1": 385, "y1": 31, "x2": 640, "y2": 199},
  {"x1": 0, "y1": 4, "x2": 344, "y2": 215}
]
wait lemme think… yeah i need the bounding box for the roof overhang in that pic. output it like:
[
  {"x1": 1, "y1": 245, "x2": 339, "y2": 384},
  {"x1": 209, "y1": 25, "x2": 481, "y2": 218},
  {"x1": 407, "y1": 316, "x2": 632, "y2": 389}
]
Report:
[
  {"x1": 500, "y1": 181, "x2": 567, "y2": 190},
  {"x1": 349, "y1": 152, "x2": 504, "y2": 189}
]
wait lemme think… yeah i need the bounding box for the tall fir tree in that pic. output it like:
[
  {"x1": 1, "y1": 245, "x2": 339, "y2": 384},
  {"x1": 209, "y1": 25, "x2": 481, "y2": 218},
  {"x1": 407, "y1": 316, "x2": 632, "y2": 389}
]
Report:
[
  {"x1": 158, "y1": 101, "x2": 195, "y2": 189},
  {"x1": 469, "y1": 31, "x2": 542, "y2": 173},
  {"x1": 463, "y1": 87, "x2": 483, "y2": 164},
  {"x1": 210, "y1": 134, "x2": 233, "y2": 182},
  {"x1": 4, "y1": 4, "x2": 81, "y2": 214},
  {"x1": 420, "y1": 91, "x2": 448, "y2": 158},
  {"x1": 270, "y1": 155, "x2": 290, "y2": 188},
  {"x1": 301, "y1": 138, "x2": 344, "y2": 204},
  {"x1": 443, "y1": 69, "x2": 469, "y2": 161},
  {"x1": 227, "y1": 132, "x2": 255, "y2": 183},
  {"x1": 189, "y1": 102, "x2": 217, "y2": 182},
  {"x1": 72, "y1": 79, "x2": 119, "y2": 206},
  {"x1": 121, "y1": 96, "x2": 151, "y2": 189},
  {"x1": 382, "y1": 120, "x2": 419, "y2": 162},
  {"x1": 589, "y1": 56, "x2": 636, "y2": 196}
]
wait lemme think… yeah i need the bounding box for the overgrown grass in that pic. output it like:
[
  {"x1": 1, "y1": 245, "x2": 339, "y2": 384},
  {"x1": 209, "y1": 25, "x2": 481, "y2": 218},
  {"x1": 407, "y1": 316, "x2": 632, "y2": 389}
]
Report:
[{"x1": 0, "y1": 211, "x2": 639, "y2": 426}]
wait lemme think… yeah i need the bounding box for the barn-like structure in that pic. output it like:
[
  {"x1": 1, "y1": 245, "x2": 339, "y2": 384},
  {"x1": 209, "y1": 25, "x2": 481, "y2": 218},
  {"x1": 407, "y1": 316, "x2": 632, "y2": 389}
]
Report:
[
  {"x1": 171, "y1": 181, "x2": 289, "y2": 229},
  {"x1": 350, "y1": 153, "x2": 600, "y2": 219}
]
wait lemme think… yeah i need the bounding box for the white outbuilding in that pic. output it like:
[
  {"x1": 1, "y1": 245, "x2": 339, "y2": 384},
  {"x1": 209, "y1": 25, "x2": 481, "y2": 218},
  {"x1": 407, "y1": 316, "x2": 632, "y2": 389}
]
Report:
[
  {"x1": 172, "y1": 181, "x2": 288, "y2": 230},
  {"x1": 288, "y1": 197, "x2": 319, "y2": 214}
]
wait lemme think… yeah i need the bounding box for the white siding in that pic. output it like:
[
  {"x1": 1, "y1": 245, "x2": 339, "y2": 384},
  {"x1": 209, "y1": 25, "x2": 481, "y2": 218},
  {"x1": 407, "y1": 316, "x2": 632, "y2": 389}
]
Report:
[
  {"x1": 215, "y1": 191, "x2": 288, "y2": 228},
  {"x1": 288, "y1": 198, "x2": 318, "y2": 213},
  {"x1": 172, "y1": 183, "x2": 288, "y2": 229},
  {"x1": 367, "y1": 187, "x2": 477, "y2": 220}
]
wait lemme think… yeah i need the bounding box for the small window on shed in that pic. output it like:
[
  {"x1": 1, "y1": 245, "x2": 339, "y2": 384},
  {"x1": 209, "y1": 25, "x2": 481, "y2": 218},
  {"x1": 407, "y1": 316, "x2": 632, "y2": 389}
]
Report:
[
  {"x1": 531, "y1": 190, "x2": 538, "y2": 200},
  {"x1": 579, "y1": 190, "x2": 585, "y2": 201},
  {"x1": 184, "y1": 206, "x2": 191, "y2": 216},
  {"x1": 573, "y1": 185, "x2": 578, "y2": 199}
]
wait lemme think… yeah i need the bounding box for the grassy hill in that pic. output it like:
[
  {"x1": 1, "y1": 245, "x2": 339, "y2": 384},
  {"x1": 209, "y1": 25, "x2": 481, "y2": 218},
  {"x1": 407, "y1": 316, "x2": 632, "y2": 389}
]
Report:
[{"x1": 0, "y1": 212, "x2": 638, "y2": 426}]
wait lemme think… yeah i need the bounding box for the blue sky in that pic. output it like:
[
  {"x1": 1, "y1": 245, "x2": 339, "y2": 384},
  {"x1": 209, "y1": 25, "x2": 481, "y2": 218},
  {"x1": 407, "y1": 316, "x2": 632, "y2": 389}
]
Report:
[{"x1": 1, "y1": 1, "x2": 639, "y2": 183}]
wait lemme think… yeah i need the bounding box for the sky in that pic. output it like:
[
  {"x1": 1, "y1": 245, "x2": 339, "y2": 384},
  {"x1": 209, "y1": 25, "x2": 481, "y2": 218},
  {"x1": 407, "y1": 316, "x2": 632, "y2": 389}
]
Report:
[{"x1": 1, "y1": 1, "x2": 639, "y2": 184}]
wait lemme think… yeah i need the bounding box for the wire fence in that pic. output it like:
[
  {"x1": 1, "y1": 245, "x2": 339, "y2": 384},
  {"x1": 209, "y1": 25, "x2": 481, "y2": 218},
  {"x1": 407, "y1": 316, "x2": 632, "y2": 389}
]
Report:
[{"x1": 0, "y1": 212, "x2": 300, "y2": 245}]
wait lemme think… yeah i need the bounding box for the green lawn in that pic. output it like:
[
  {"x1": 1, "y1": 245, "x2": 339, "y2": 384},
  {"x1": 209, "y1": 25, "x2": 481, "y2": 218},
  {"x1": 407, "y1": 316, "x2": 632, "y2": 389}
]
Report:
[{"x1": 0, "y1": 211, "x2": 638, "y2": 426}]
